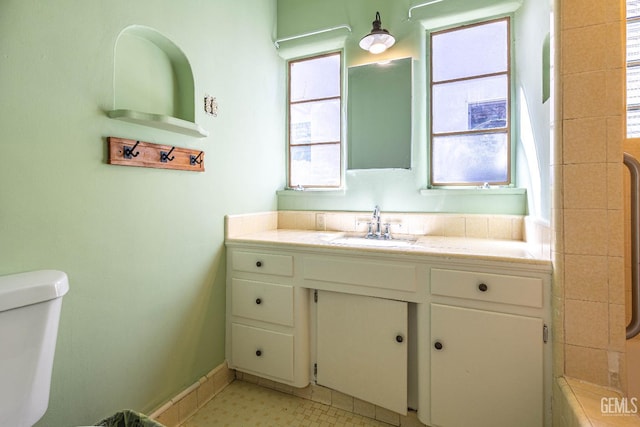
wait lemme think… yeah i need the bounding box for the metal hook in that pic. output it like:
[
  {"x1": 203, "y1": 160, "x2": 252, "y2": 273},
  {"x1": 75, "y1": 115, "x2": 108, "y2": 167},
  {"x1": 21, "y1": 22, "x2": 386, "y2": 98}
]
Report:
[
  {"x1": 160, "y1": 146, "x2": 175, "y2": 163},
  {"x1": 123, "y1": 140, "x2": 140, "y2": 159},
  {"x1": 190, "y1": 151, "x2": 203, "y2": 166}
]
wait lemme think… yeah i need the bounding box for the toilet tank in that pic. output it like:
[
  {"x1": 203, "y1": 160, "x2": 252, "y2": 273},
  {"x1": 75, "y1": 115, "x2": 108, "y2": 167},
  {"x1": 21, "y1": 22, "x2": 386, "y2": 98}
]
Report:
[{"x1": 0, "y1": 270, "x2": 69, "y2": 427}]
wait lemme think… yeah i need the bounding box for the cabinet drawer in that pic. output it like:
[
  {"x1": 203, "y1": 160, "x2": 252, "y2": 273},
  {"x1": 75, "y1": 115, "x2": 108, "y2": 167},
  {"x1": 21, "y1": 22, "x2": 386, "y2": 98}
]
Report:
[
  {"x1": 231, "y1": 323, "x2": 294, "y2": 381},
  {"x1": 431, "y1": 268, "x2": 543, "y2": 308},
  {"x1": 304, "y1": 256, "x2": 416, "y2": 292},
  {"x1": 231, "y1": 251, "x2": 293, "y2": 277},
  {"x1": 231, "y1": 279, "x2": 294, "y2": 326}
]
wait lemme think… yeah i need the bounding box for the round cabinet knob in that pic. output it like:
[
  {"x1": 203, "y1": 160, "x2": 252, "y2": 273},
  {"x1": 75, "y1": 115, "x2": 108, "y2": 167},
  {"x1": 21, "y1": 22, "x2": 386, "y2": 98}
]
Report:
[
  {"x1": 478, "y1": 283, "x2": 488, "y2": 292},
  {"x1": 434, "y1": 341, "x2": 444, "y2": 350},
  {"x1": 255, "y1": 350, "x2": 262, "y2": 357},
  {"x1": 396, "y1": 335, "x2": 404, "y2": 343},
  {"x1": 255, "y1": 298, "x2": 262, "y2": 305},
  {"x1": 256, "y1": 261, "x2": 262, "y2": 267}
]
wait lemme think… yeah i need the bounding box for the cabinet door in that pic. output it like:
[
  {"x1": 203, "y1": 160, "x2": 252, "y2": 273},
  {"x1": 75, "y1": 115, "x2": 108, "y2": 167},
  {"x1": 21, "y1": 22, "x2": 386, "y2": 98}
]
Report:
[
  {"x1": 317, "y1": 291, "x2": 407, "y2": 414},
  {"x1": 430, "y1": 304, "x2": 543, "y2": 427}
]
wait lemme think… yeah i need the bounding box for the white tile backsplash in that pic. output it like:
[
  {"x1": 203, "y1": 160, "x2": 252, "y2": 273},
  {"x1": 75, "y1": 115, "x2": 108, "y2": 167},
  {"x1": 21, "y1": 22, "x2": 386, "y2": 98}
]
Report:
[{"x1": 225, "y1": 210, "x2": 538, "y2": 244}]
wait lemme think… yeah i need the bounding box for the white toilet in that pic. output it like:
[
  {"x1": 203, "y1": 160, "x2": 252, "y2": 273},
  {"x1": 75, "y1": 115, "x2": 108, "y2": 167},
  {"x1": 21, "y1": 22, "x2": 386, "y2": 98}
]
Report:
[{"x1": 0, "y1": 270, "x2": 69, "y2": 427}]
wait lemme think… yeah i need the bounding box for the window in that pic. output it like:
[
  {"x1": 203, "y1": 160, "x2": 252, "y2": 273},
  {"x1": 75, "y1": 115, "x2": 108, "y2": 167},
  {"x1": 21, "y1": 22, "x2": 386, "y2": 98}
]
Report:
[
  {"x1": 430, "y1": 18, "x2": 511, "y2": 186},
  {"x1": 628, "y1": 0, "x2": 640, "y2": 137},
  {"x1": 288, "y1": 52, "x2": 342, "y2": 188}
]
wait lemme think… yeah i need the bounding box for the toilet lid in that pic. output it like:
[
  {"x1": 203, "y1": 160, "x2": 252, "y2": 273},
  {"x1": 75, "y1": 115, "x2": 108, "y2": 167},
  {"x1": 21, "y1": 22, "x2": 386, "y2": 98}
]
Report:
[{"x1": 0, "y1": 270, "x2": 69, "y2": 312}]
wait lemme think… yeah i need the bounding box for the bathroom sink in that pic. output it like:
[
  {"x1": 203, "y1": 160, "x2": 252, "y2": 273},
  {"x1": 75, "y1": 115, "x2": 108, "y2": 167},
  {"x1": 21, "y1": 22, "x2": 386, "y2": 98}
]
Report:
[{"x1": 327, "y1": 236, "x2": 416, "y2": 248}]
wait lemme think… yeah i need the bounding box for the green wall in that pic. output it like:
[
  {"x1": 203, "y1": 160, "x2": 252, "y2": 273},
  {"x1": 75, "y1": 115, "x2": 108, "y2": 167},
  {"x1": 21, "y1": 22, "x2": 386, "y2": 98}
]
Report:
[
  {"x1": 514, "y1": 0, "x2": 553, "y2": 221},
  {"x1": 0, "y1": 1, "x2": 283, "y2": 426},
  {"x1": 275, "y1": 0, "x2": 551, "y2": 217}
]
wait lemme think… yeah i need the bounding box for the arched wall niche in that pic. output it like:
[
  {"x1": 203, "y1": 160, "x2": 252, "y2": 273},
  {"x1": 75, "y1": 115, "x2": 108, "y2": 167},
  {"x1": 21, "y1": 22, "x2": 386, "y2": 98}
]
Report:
[{"x1": 109, "y1": 25, "x2": 207, "y2": 137}]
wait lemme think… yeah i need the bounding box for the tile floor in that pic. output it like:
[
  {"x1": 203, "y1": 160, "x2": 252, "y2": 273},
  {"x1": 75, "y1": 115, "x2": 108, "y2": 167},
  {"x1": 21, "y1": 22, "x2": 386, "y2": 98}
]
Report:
[{"x1": 181, "y1": 380, "x2": 393, "y2": 427}]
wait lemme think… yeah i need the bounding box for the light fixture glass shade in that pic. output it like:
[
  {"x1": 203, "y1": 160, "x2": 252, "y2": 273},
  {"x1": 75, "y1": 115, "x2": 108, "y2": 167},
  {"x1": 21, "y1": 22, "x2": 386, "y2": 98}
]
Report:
[{"x1": 359, "y1": 12, "x2": 395, "y2": 54}]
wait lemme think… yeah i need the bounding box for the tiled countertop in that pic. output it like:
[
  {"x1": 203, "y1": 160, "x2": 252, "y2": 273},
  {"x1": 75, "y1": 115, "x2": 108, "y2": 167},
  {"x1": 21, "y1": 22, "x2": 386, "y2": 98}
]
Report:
[{"x1": 225, "y1": 229, "x2": 552, "y2": 267}]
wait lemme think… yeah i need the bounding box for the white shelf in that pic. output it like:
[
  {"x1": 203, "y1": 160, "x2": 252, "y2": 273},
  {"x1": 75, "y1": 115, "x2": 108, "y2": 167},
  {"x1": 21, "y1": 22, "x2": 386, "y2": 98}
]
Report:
[{"x1": 108, "y1": 109, "x2": 208, "y2": 138}]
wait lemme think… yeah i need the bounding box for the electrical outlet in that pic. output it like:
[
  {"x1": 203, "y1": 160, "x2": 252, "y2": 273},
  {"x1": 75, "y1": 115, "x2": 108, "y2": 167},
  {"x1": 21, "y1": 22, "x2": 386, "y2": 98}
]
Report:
[{"x1": 316, "y1": 213, "x2": 326, "y2": 231}]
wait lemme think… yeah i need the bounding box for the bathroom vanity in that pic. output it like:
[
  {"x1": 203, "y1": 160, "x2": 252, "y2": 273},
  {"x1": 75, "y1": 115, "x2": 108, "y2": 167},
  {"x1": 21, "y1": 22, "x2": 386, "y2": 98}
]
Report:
[{"x1": 225, "y1": 226, "x2": 552, "y2": 427}]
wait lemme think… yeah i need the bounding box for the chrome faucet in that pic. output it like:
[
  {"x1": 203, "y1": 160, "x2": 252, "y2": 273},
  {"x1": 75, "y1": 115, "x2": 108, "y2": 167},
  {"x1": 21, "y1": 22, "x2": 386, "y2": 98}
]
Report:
[
  {"x1": 372, "y1": 205, "x2": 381, "y2": 236},
  {"x1": 366, "y1": 205, "x2": 391, "y2": 239}
]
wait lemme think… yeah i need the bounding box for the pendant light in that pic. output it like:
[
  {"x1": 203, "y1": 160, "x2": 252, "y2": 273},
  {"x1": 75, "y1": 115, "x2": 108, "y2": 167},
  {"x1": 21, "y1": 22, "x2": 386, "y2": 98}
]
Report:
[{"x1": 359, "y1": 11, "x2": 395, "y2": 54}]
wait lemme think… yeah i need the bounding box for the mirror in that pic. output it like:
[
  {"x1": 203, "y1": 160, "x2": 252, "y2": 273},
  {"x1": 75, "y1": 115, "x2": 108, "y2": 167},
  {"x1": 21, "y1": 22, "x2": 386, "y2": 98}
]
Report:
[{"x1": 347, "y1": 57, "x2": 412, "y2": 170}]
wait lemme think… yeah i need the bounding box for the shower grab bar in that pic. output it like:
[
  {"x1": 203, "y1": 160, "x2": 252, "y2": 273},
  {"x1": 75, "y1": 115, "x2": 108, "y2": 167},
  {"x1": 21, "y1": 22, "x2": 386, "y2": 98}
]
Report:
[{"x1": 625, "y1": 152, "x2": 640, "y2": 339}]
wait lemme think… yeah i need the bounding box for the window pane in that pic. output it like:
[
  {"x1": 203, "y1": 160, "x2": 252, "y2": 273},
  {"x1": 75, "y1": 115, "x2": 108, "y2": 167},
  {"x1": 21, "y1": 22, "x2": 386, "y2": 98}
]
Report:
[
  {"x1": 629, "y1": 1, "x2": 640, "y2": 138},
  {"x1": 290, "y1": 99, "x2": 341, "y2": 145},
  {"x1": 629, "y1": 0, "x2": 640, "y2": 19},
  {"x1": 432, "y1": 75, "x2": 508, "y2": 133},
  {"x1": 290, "y1": 54, "x2": 340, "y2": 102},
  {"x1": 432, "y1": 133, "x2": 508, "y2": 184},
  {"x1": 432, "y1": 20, "x2": 508, "y2": 82},
  {"x1": 290, "y1": 143, "x2": 341, "y2": 187},
  {"x1": 628, "y1": 65, "x2": 640, "y2": 108},
  {"x1": 288, "y1": 51, "x2": 342, "y2": 188},
  {"x1": 628, "y1": 20, "x2": 640, "y2": 63},
  {"x1": 629, "y1": 110, "x2": 640, "y2": 138}
]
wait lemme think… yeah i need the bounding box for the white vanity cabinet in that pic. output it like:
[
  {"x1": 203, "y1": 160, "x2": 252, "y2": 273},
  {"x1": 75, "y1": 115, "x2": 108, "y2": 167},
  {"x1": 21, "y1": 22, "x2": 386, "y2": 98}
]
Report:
[
  {"x1": 316, "y1": 290, "x2": 408, "y2": 415},
  {"x1": 226, "y1": 248, "x2": 310, "y2": 388},
  {"x1": 424, "y1": 266, "x2": 549, "y2": 427},
  {"x1": 225, "y1": 232, "x2": 551, "y2": 427}
]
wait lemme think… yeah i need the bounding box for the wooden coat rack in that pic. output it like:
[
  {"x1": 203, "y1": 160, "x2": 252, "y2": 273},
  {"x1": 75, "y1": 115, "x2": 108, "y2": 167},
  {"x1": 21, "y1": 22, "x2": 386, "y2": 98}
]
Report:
[{"x1": 107, "y1": 137, "x2": 204, "y2": 172}]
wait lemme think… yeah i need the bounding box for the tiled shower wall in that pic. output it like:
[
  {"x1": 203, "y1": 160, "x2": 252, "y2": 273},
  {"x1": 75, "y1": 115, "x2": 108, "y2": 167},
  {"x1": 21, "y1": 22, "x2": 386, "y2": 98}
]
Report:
[{"x1": 553, "y1": 0, "x2": 626, "y2": 391}]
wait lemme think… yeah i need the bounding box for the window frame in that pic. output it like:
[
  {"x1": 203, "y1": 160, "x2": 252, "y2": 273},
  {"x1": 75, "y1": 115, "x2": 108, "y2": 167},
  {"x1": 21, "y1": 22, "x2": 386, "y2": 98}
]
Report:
[
  {"x1": 429, "y1": 17, "x2": 512, "y2": 187},
  {"x1": 287, "y1": 51, "x2": 343, "y2": 189}
]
